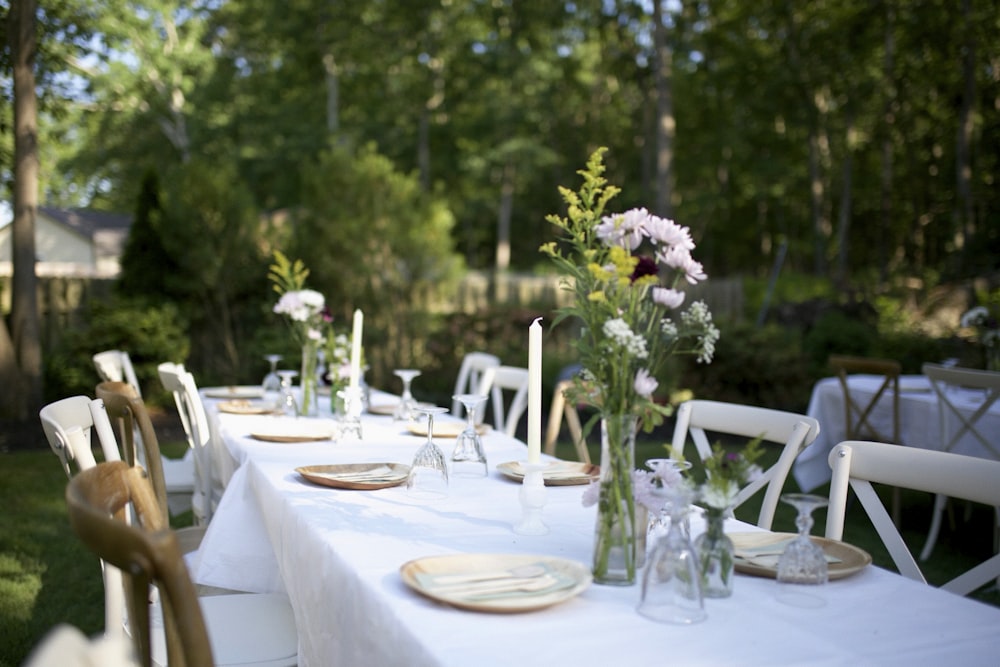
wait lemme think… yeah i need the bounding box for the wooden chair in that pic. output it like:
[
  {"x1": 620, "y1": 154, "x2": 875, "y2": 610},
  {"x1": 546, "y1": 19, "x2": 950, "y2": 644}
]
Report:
[
  {"x1": 543, "y1": 378, "x2": 589, "y2": 463},
  {"x1": 21, "y1": 624, "x2": 138, "y2": 667},
  {"x1": 919, "y1": 363, "x2": 1000, "y2": 560},
  {"x1": 450, "y1": 351, "x2": 501, "y2": 420},
  {"x1": 826, "y1": 440, "x2": 1000, "y2": 596},
  {"x1": 478, "y1": 365, "x2": 530, "y2": 438},
  {"x1": 66, "y1": 461, "x2": 299, "y2": 667},
  {"x1": 156, "y1": 363, "x2": 219, "y2": 525},
  {"x1": 96, "y1": 381, "x2": 205, "y2": 555},
  {"x1": 671, "y1": 400, "x2": 821, "y2": 530}
]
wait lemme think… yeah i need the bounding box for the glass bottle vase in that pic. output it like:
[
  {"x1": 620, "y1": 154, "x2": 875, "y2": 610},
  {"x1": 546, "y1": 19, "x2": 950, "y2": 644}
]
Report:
[
  {"x1": 694, "y1": 507, "x2": 735, "y2": 598},
  {"x1": 592, "y1": 414, "x2": 639, "y2": 585}
]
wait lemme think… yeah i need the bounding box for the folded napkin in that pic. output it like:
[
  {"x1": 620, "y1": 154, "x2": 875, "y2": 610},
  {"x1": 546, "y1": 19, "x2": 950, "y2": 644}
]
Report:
[
  {"x1": 731, "y1": 533, "x2": 843, "y2": 567},
  {"x1": 416, "y1": 563, "x2": 577, "y2": 601}
]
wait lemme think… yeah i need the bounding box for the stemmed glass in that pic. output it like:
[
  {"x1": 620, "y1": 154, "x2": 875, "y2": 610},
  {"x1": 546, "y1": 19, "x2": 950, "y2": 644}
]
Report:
[
  {"x1": 406, "y1": 406, "x2": 450, "y2": 499},
  {"x1": 775, "y1": 492, "x2": 829, "y2": 608},
  {"x1": 637, "y1": 483, "x2": 706, "y2": 624},
  {"x1": 276, "y1": 370, "x2": 299, "y2": 416},
  {"x1": 644, "y1": 459, "x2": 693, "y2": 545},
  {"x1": 450, "y1": 394, "x2": 488, "y2": 477},
  {"x1": 393, "y1": 369, "x2": 422, "y2": 421},
  {"x1": 262, "y1": 354, "x2": 283, "y2": 399}
]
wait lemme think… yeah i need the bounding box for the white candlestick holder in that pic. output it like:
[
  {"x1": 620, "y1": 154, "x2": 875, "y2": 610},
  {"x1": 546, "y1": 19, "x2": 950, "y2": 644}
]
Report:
[{"x1": 513, "y1": 463, "x2": 548, "y2": 535}]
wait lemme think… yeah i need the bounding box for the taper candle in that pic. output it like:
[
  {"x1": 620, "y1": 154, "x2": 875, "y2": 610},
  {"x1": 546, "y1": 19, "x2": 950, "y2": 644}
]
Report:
[
  {"x1": 349, "y1": 309, "x2": 364, "y2": 389},
  {"x1": 527, "y1": 317, "x2": 543, "y2": 464}
]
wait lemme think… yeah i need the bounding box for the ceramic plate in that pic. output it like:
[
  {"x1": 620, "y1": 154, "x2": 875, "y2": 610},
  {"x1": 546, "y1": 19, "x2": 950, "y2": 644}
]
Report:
[
  {"x1": 496, "y1": 460, "x2": 600, "y2": 486},
  {"x1": 369, "y1": 402, "x2": 436, "y2": 417},
  {"x1": 249, "y1": 423, "x2": 336, "y2": 443},
  {"x1": 296, "y1": 463, "x2": 410, "y2": 490},
  {"x1": 730, "y1": 532, "x2": 872, "y2": 580},
  {"x1": 203, "y1": 385, "x2": 265, "y2": 400},
  {"x1": 407, "y1": 421, "x2": 489, "y2": 438},
  {"x1": 217, "y1": 399, "x2": 278, "y2": 415},
  {"x1": 400, "y1": 553, "x2": 591, "y2": 613}
]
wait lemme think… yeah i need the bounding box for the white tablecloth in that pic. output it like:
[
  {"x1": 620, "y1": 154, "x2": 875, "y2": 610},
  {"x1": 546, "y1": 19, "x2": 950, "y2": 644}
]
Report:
[
  {"x1": 194, "y1": 391, "x2": 1000, "y2": 666},
  {"x1": 793, "y1": 374, "x2": 1000, "y2": 492}
]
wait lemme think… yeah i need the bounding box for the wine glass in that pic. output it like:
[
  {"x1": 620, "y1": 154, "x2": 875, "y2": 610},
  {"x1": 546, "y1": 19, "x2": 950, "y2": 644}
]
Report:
[
  {"x1": 393, "y1": 369, "x2": 422, "y2": 421},
  {"x1": 276, "y1": 370, "x2": 299, "y2": 416},
  {"x1": 406, "y1": 405, "x2": 449, "y2": 499},
  {"x1": 644, "y1": 459, "x2": 693, "y2": 544},
  {"x1": 775, "y1": 492, "x2": 829, "y2": 608},
  {"x1": 262, "y1": 354, "x2": 283, "y2": 399},
  {"x1": 450, "y1": 394, "x2": 488, "y2": 477},
  {"x1": 637, "y1": 483, "x2": 706, "y2": 624}
]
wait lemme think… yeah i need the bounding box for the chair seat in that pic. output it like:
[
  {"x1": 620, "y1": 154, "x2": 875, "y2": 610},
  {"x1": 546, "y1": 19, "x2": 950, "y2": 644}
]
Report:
[
  {"x1": 161, "y1": 456, "x2": 195, "y2": 493},
  {"x1": 150, "y1": 593, "x2": 298, "y2": 667}
]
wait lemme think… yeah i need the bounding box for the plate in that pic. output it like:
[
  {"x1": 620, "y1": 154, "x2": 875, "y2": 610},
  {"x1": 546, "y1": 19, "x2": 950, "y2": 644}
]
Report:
[
  {"x1": 407, "y1": 421, "x2": 489, "y2": 438},
  {"x1": 899, "y1": 378, "x2": 930, "y2": 393},
  {"x1": 400, "y1": 553, "x2": 591, "y2": 613},
  {"x1": 203, "y1": 385, "x2": 265, "y2": 399},
  {"x1": 496, "y1": 460, "x2": 600, "y2": 486},
  {"x1": 249, "y1": 423, "x2": 337, "y2": 443},
  {"x1": 369, "y1": 402, "x2": 435, "y2": 417},
  {"x1": 730, "y1": 532, "x2": 872, "y2": 580},
  {"x1": 296, "y1": 463, "x2": 410, "y2": 490},
  {"x1": 217, "y1": 399, "x2": 278, "y2": 415}
]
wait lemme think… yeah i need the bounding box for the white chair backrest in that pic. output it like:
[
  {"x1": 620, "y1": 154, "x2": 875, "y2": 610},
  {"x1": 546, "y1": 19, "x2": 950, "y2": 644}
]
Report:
[
  {"x1": 826, "y1": 440, "x2": 1000, "y2": 596},
  {"x1": 157, "y1": 362, "x2": 214, "y2": 523},
  {"x1": 922, "y1": 363, "x2": 1000, "y2": 459},
  {"x1": 93, "y1": 350, "x2": 142, "y2": 398},
  {"x1": 39, "y1": 396, "x2": 122, "y2": 477},
  {"x1": 671, "y1": 400, "x2": 820, "y2": 529},
  {"x1": 22, "y1": 624, "x2": 138, "y2": 667},
  {"x1": 478, "y1": 365, "x2": 530, "y2": 438},
  {"x1": 451, "y1": 352, "x2": 501, "y2": 419}
]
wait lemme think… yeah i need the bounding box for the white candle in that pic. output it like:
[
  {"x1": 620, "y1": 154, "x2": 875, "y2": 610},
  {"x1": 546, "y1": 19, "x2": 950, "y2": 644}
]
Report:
[
  {"x1": 527, "y1": 317, "x2": 543, "y2": 464},
  {"x1": 349, "y1": 309, "x2": 364, "y2": 388}
]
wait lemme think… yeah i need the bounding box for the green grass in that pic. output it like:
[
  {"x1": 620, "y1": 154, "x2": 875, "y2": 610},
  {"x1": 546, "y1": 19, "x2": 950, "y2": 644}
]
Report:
[{"x1": 3, "y1": 436, "x2": 997, "y2": 666}]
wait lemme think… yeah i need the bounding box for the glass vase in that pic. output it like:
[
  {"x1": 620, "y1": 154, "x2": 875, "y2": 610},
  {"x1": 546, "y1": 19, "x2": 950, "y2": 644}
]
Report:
[
  {"x1": 592, "y1": 414, "x2": 639, "y2": 585},
  {"x1": 299, "y1": 338, "x2": 320, "y2": 417},
  {"x1": 694, "y1": 507, "x2": 735, "y2": 598}
]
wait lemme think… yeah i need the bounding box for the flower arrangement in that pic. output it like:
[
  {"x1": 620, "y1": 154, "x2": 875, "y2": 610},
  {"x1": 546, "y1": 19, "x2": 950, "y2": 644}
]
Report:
[
  {"x1": 960, "y1": 299, "x2": 1000, "y2": 371},
  {"x1": 542, "y1": 148, "x2": 719, "y2": 584},
  {"x1": 697, "y1": 440, "x2": 764, "y2": 513},
  {"x1": 541, "y1": 148, "x2": 720, "y2": 431}
]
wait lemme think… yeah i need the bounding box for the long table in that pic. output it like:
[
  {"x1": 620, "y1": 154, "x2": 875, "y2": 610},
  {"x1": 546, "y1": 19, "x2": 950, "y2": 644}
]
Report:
[
  {"x1": 793, "y1": 374, "x2": 1000, "y2": 492},
  {"x1": 193, "y1": 390, "x2": 1000, "y2": 666}
]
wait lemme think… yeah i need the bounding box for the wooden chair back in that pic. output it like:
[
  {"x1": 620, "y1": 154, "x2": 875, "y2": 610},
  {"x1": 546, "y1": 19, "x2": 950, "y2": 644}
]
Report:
[{"x1": 828, "y1": 355, "x2": 902, "y2": 443}]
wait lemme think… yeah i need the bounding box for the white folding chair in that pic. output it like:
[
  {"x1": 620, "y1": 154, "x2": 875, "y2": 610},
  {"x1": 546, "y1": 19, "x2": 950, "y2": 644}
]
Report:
[
  {"x1": 39, "y1": 396, "x2": 126, "y2": 639},
  {"x1": 93, "y1": 350, "x2": 142, "y2": 398},
  {"x1": 826, "y1": 440, "x2": 1000, "y2": 596},
  {"x1": 451, "y1": 351, "x2": 501, "y2": 420},
  {"x1": 919, "y1": 363, "x2": 1000, "y2": 560},
  {"x1": 157, "y1": 363, "x2": 219, "y2": 525},
  {"x1": 478, "y1": 365, "x2": 530, "y2": 438},
  {"x1": 671, "y1": 400, "x2": 821, "y2": 530},
  {"x1": 22, "y1": 624, "x2": 138, "y2": 667}
]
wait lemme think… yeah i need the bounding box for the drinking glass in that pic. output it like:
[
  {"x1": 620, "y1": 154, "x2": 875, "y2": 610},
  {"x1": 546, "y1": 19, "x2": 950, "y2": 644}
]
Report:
[
  {"x1": 393, "y1": 369, "x2": 422, "y2": 421},
  {"x1": 637, "y1": 484, "x2": 706, "y2": 624},
  {"x1": 262, "y1": 354, "x2": 283, "y2": 398},
  {"x1": 406, "y1": 405, "x2": 449, "y2": 499},
  {"x1": 450, "y1": 394, "x2": 488, "y2": 477},
  {"x1": 276, "y1": 370, "x2": 299, "y2": 416},
  {"x1": 644, "y1": 459, "x2": 693, "y2": 544},
  {"x1": 775, "y1": 493, "x2": 829, "y2": 608}
]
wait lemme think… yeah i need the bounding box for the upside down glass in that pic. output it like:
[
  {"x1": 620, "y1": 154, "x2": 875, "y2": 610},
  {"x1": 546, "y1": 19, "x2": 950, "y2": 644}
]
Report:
[
  {"x1": 451, "y1": 394, "x2": 488, "y2": 477},
  {"x1": 775, "y1": 493, "x2": 829, "y2": 608},
  {"x1": 406, "y1": 405, "x2": 449, "y2": 499},
  {"x1": 393, "y1": 369, "x2": 422, "y2": 422}
]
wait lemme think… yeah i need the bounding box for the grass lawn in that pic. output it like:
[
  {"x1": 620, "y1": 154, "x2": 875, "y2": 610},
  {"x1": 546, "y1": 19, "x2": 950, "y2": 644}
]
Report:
[{"x1": 2, "y1": 429, "x2": 998, "y2": 666}]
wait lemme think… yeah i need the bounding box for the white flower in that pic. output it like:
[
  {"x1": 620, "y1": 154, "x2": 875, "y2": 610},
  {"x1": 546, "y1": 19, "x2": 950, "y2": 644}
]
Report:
[
  {"x1": 581, "y1": 480, "x2": 600, "y2": 507},
  {"x1": 596, "y1": 208, "x2": 648, "y2": 250},
  {"x1": 645, "y1": 215, "x2": 695, "y2": 251},
  {"x1": 603, "y1": 318, "x2": 649, "y2": 359},
  {"x1": 652, "y1": 287, "x2": 685, "y2": 309},
  {"x1": 633, "y1": 368, "x2": 658, "y2": 398},
  {"x1": 657, "y1": 245, "x2": 707, "y2": 284},
  {"x1": 701, "y1": 478, "x2": 739, "y2": 509},
  {"x1": 274, "y1": 289, "x2": 325, "y2": 322}
]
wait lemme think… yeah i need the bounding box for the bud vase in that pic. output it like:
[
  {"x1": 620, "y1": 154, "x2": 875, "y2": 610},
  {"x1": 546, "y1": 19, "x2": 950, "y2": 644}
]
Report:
[
  {"x1": 695, "y1": 507, "x2": 735, "y2": 598},
  {"x1": 592, "y1": 414, "x2": 639, "y2": 585},
  {"x1": 299, "y1": 338, "x2": 320, "y2": 417}
]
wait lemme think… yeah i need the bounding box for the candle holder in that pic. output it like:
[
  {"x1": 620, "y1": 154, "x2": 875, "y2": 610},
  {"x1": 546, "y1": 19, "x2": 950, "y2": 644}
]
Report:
[
  {"x1": 338, "y1": 386, "x2": 364, "y2": 440},
  {"x1": 513, "y1": 463, "x2": 548, "y2": 535}
]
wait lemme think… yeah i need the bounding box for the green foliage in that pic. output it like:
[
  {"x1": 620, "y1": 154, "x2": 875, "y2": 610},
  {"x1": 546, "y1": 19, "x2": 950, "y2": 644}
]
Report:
[
  {"x1": 117, "y1": 168, "x2": 184, "y2": 301},
  {"x1": 267, "y1": 250, "x2": 309, "y2": 296},
  {"x1": 44, "y1": 298, "x2": 189, "y2": 406},
  {"x1": 802, "y1": 310, "x2": 877, "y2": 374}
]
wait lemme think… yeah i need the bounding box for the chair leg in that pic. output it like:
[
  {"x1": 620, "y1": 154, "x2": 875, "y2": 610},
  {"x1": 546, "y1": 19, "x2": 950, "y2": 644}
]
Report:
[
  {"x1": 543, "y1": 391, "x2": 565, "y2": 457},
  {"x1": 920, "y1": 493, "x2": 948, "y2": 561},
  {"x1": 565, "y1": 402, "x2": 588, "y2": 464}
]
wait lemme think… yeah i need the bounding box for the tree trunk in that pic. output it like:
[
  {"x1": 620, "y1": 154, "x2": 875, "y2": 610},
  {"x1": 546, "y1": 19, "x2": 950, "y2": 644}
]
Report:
[
  {"x1": 835, "y1": 107, "x2": 855, "y2": 288},
  {"x1": 322, "y1": 52, "x2": 340, "y2": 135},
  {"x1": 7, "y1": 0, "x2": 43, "y2": 418},
  {"x1": 955, "y1": 0, "x2": 975, "y2": 252},
  {"x1": 652, "y1": 0, "x2": 675, "y2": 218},
  {"x1": 494, "y1": 160, "x2": 514, "y2": 272}
]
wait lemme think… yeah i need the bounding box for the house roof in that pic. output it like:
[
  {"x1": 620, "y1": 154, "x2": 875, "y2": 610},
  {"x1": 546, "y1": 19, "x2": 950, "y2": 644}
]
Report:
[{"x1": 38, "y1": 206, "x2": 132, "y2": 239}]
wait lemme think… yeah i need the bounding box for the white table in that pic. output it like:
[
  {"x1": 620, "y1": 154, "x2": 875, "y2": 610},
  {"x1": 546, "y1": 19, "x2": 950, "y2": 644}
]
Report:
[
  {"x1": 194, "y1": 391, "x2": 1000, "y2": 667},
  {"x1": 793, "y1": 374, "x2": 1000, "y2": 492}
]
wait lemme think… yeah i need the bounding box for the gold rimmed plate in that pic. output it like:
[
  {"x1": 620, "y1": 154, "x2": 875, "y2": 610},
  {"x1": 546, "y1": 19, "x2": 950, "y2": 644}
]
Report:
[
  {"x1": 217, "y1": 399, "x2": 278, "y2": 415},
  {"x1": 249, "y1": 423, "x2": 336, "y2": 443},
  {"x1": 296, "y1": 463, "x2": 410, "y2": 490},
  {"x1": 496, "y1": 460, "x2": 600, "y2": 486},
  {"x1": 407, "y1": 421, "x2": 489, "y2": 438},
  {"x1": 203, "y1": 385, "x2": 265, "y2": 400},
  {"x1": 730, "y1": 532, "x2": 872, "y2": 580},
  {"x1": 400, "y1": 553, "x2": 591, "y2": 613}
]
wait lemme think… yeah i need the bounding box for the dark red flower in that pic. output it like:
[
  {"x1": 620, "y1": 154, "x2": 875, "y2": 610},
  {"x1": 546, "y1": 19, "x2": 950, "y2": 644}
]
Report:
[{"x1": 630, "y1": 256, "x2": 658, "y2": 283}]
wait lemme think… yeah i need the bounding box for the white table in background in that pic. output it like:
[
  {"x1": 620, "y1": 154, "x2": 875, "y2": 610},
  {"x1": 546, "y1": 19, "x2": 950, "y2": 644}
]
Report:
[
  {"x1": 793, "y1": 374, "x2": 1000, "y2": 492},
  {"x1": 193, "y1": 391, "x2": 1000, "y2": 667}
]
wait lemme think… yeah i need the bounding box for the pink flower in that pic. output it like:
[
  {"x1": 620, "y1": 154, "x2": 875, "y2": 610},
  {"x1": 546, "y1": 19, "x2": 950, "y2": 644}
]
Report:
[{"x1": 634, "y1": 368, "x2": 658, "y2": 398}]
